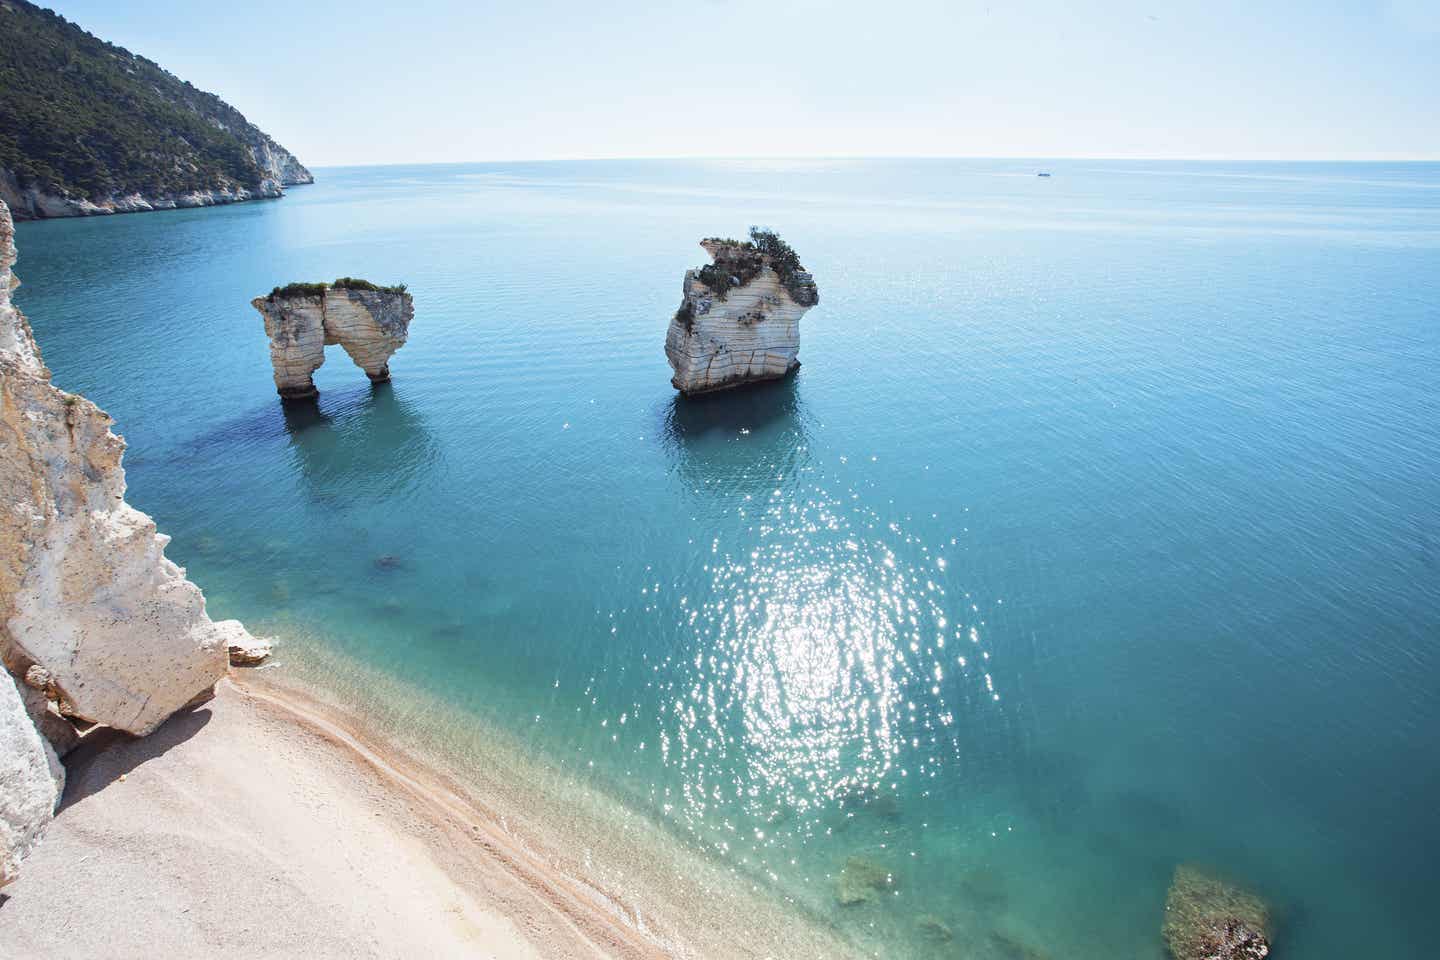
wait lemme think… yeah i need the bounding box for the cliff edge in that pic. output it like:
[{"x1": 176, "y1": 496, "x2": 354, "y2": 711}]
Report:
[
  {"x1": 0, "y1": 198, "x2": 259, "y2": 884},
  {"x1": 665, "y1": 229, "x2": 819, "y2": 395}
]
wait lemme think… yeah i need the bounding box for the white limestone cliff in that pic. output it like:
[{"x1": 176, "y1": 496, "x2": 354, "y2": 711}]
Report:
[
  {"x1": 0, "y1": 670, "x2": 62, "y2": 888},
  {"x1": 665, "y1": 234, "x2": 819, "y2": 395},
  {"x1": 1, "y1": 197, "x2": 259, "y2": 879},
  {"x1": 252, "y1": 283, "x2": 414, "y2": 400}
]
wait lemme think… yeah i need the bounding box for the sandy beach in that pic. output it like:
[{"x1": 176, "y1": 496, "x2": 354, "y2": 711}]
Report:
[{"x1": 0, "y1": 674, "x2": 670, "y2": 960}]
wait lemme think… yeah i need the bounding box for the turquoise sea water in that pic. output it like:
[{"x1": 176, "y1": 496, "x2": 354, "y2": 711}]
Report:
[{"x1": 13, "y1": 159, "x2": 1440, "y2": 957}]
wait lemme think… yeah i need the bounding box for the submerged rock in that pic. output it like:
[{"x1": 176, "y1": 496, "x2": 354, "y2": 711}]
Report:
[
  {"x1": 835, "y1": 855, "x2": 897, "y2": 906},
  {"x1": 916, "y1": 913, "x2": 954, "y2": 942},
  {"x1": 839, "y1": 785, "x2": 901, "y2": 820},
  {"x1": 252, "y1": 280, "x2": 413, "y2": 400},
  {"x1": 957, "y1": 864, "x2": 1010, "y2": 907},
  {"x1": 665, "y1": 229, "x2": 819, "y2": 395},
  {"x1": 990, "y1": 927, "x2": 1052, "y2": 960},
  {"x1": 1162, "y1": 865, "x2": 1272, "y2": 960}
]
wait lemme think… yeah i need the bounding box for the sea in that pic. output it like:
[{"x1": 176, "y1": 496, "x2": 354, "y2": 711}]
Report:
[{"x1": 13, "y1": 158, "x2": 1440, "y2": 958}]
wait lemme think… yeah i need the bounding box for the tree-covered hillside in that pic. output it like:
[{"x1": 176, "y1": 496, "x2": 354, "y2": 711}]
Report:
[{"x1": 0, "y1": 0, "x2": 310, "y2": 215}]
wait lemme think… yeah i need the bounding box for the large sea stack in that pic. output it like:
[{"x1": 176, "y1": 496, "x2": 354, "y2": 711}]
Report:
[
  {"x1": 252, "y1": 281, "x2": 414, "y2": 400},
  {"x1": 665, "y1": 229, "x2": 819, "y2": 396},
  {"x1": 0, "y1": 198, "x2": 261, "y2": 884}
]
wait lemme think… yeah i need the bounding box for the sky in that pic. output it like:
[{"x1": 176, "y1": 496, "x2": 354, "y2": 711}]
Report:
[{"x1": 44, "y1": 0, "x2": 1440, "y2": 166}]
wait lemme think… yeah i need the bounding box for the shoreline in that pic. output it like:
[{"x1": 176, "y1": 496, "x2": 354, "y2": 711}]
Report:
[
  {"x1": 231, "y1": 671, "x2": 672, "y2": 959},
  {"x1": 241, "y1": 648, "x2": 872, "y2": 959},
  {"x1": 1, "y1": 175, "x2": 313, "y2": 223},
  {"x1": 0, "y1": 663, "x2": 867, "y2": 959},
  {"x1": 0, "y1": 673, "x2": 666, "y2": 958}
]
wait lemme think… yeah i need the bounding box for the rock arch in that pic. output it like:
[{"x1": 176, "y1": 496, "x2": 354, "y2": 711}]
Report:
[{"x1": 252, "y1": 282, "x2": 413, "y2": 400}]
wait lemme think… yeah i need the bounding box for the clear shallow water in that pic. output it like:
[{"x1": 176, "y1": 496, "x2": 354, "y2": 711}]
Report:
[{"x1": 14, "y1": 159, "x2": 1440, "y2": 958}]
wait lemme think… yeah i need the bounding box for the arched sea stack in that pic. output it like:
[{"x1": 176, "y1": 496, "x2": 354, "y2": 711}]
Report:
[{"x1": 252, "y1": 279, "x2": 413, "y2": 400}]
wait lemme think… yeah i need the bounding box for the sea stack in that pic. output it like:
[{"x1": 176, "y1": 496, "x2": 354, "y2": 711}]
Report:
[
  {"x1": 1, "y1": 199, "x2": 261, "y2": 883},
  {"x1": 665, "y1": 229, "x2": 818, "y2": 395},
  {"x1": 251, "y1": 280, "x2": 413, "y2": 400}
]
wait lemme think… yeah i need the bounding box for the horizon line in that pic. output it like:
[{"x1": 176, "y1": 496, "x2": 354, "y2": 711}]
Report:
[{"x1": 301, "y1": 153, "x2": 1440, "y2": 170}]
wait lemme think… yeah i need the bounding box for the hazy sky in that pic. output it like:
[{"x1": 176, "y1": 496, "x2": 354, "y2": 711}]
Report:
[{"x1": 48, "y1": 0, "x2": 1440, "y2": 165}]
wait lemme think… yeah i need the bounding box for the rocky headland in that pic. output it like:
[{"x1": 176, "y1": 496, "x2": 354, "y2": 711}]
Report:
[
  {"x1": 0, "y1": 198, "x2": 265, "y2": 884},
  {"x1": 665, "y1": 228, "x2": 819, "y2": 395},
  {"x1": 252, "y1": 280, "x2": 414, "y2": 399},
  {"x1": 0, "y1": 0, "x2": 312, "y2": 220},
  {"x1": 0, "y1": 171, "x2": 305, "y2": 221}
]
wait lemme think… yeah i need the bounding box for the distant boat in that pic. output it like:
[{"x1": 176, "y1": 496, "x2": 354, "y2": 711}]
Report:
[{"x1": 1037, "y1": 171, "x2": 1052, "y2": 177}]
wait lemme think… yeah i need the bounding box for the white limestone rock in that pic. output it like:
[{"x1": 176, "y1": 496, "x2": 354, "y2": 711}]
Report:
[
  {"x1": 218, "y1": 620, "x2": 273, "y2": 666},
  {"x1": 0, "y1": 670, "x2": 62, "y2": 888},
  {"x1": 1, "y1": 199, "x2": 239, "y2": 737},
  {"x1": 665, "y1": 234, "x2": 819, "y2": 395},
  {"x1": 251, "y1": 283, "x2": 414, "y2": 399}
]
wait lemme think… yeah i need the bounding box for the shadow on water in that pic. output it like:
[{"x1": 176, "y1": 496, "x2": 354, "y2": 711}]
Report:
[
  {"x1": 280, "y1": 380, "x2": 440, "y2": 501},
  {"x1": 659, "y1": 376, "x2": 814, "y2": 498},
  {"x1": 159, "y1": 382, "x2": 441, "y2": 588},
  {"x1": 661, "y1": 374, "x2": 804, "y2": 444}
]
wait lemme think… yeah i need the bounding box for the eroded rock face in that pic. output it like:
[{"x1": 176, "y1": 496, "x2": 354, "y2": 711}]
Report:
[
  {"x1": 2, "y1": 197, "x2": 266, "y2": 881},
  {"x1": 1, "y1": 198, "x2": 242, "y2": 739},
  {"x1": 1162, "y1": 865, "x2": 1272, "y2": 960},
  {"x1": 217, "y1": 620, "x2": 273, "y2": 666},
  {"x1": 251, "y1": 285, "x2": 414, "y2": 399},
  {"x1": 665, "y1": 235, "x2": 819, "y2": 395},
  {"x1": 0, "y1": 670, "x2": 62, "y2": 888}
]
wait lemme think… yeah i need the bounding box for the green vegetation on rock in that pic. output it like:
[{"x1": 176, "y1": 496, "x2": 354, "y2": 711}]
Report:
[
  {"x1": 0, "y1": 0, "x2": 309, "y2": 206},
  {"x1": 673, "y1": 300, "x2": 696, "y2": 332},
  {"x1": 268, "y1": 283, "x2": 331, "y2": 301},
  {"x1": 695, "y1": 228, "x2": 818, "y2": 307},
  {"x1": 333, "y1": 277, "x2": 408, "y2": 295},
  {"x1": 268, "y1": 280, "x2": 409, "y2": 300}
]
